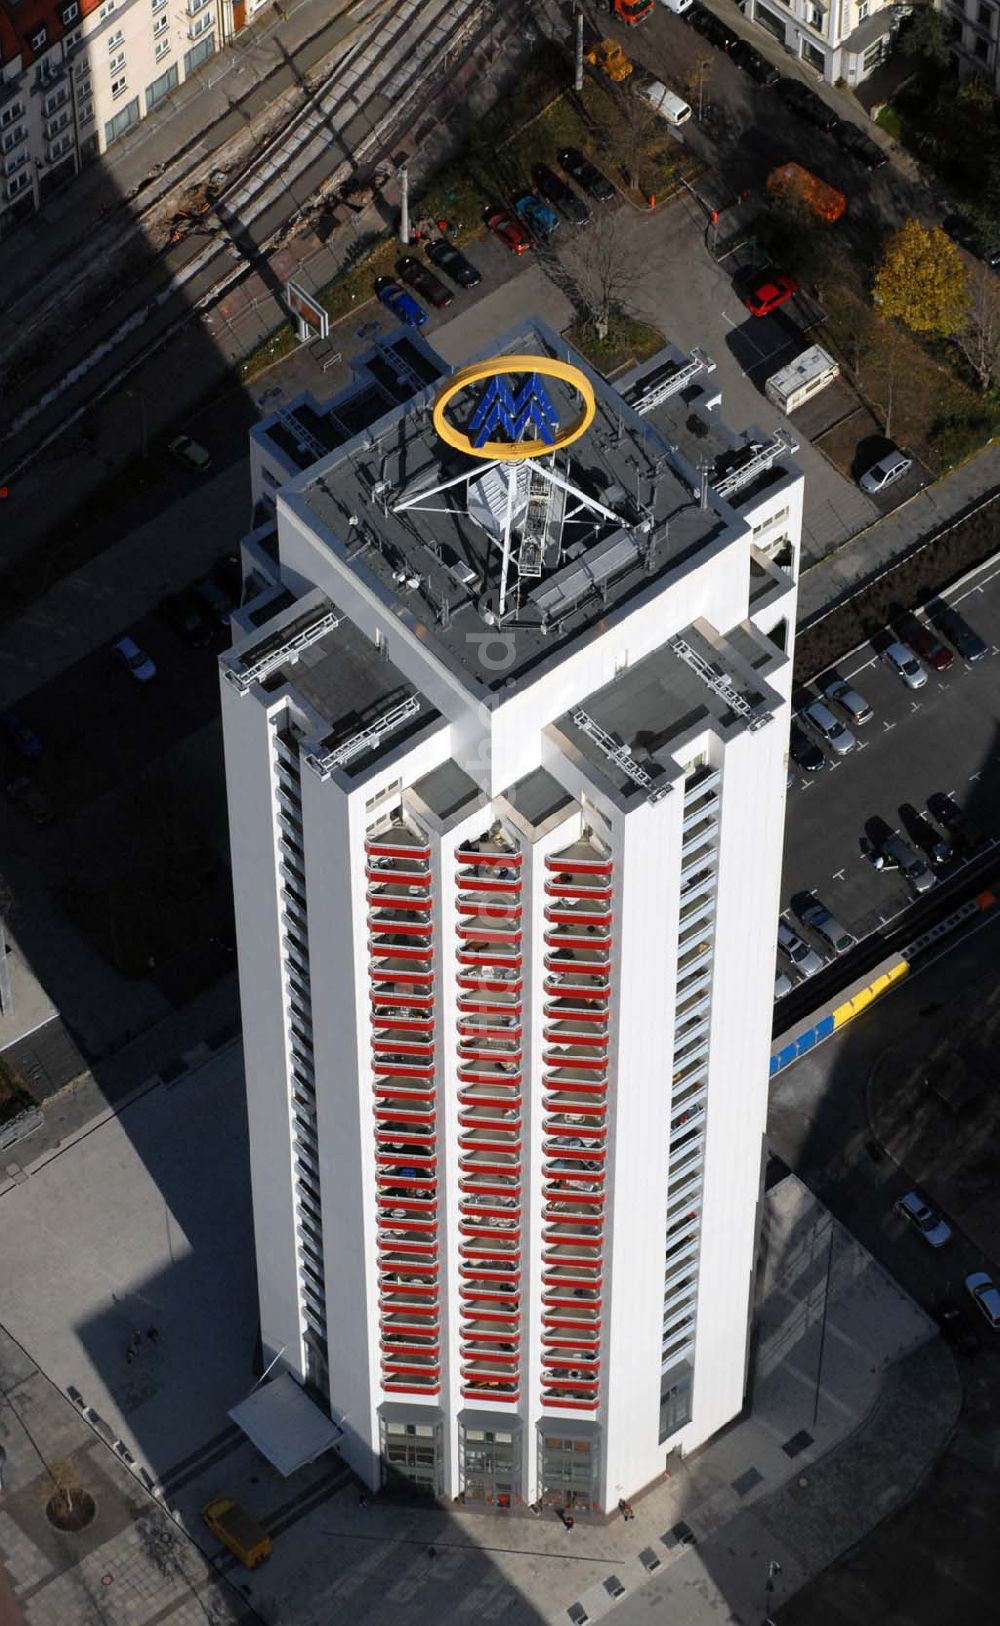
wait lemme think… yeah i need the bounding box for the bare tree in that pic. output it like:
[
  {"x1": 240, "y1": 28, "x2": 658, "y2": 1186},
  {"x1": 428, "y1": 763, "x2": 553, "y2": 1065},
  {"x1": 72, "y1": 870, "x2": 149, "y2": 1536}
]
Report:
[
  {"x1": 955, "y1": 260, "x2": 1000, "y2": 393},
  {"x1": 561, "y1": 211, "x2": 646, "y2": 341},
  {"x1": 591, "y1": 82, "x2": 661, "y2": 193}
]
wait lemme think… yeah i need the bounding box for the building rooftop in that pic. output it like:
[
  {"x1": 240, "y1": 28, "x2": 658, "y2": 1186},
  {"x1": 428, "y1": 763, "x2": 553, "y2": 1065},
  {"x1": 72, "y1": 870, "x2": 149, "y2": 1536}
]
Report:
[
  {"x1": 552, "y1": 621, "x2": 782, "y2": 805},
  {"x1": 285, "y1": 321, "x2": 746, "y2": 699},
  {"x1": 224, "y1": 591, "x2": 440, "y2": 778},
  {"x1": 410, "y1": 760, "x2": 485, "y2": 825}
]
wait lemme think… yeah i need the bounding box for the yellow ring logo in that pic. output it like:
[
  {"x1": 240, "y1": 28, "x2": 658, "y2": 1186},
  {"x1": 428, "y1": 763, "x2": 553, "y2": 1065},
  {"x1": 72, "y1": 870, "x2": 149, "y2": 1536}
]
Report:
[{"x1": 432, "y1": 354, "x2": 596, "y2": 462}]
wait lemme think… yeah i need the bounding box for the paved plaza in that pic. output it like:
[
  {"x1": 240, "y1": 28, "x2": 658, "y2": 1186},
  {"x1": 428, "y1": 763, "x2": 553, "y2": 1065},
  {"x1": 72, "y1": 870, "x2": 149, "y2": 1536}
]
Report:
[{"x1": 0, "y1": 1052, "x2": 960, "y2": 1624}]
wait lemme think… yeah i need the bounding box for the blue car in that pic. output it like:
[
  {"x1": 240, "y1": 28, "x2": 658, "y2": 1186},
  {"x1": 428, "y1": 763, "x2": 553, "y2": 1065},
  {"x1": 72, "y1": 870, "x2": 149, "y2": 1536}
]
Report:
[
  {"x1": 374, "y1": 276, "x2": 427, "y2": 329},
  {"x1": 512, "y1": 190, "x2": 560, "y2": 241},
  {"x1": 0, "y1": 711, "x2": 42, "y2": 758}
]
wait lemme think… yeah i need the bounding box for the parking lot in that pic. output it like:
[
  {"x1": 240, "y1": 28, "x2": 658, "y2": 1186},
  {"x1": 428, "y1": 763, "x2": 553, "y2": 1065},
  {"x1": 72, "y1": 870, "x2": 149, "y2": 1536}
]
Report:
[{"x1": 778, "y1": 553, "x2": 1000, "y2": 990}]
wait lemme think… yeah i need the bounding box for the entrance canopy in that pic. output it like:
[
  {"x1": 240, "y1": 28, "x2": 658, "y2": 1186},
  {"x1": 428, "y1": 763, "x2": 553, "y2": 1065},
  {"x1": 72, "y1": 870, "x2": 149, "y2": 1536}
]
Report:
[{"x1": 229, "y1": 1373, "x2": 342, "y2": 1477}]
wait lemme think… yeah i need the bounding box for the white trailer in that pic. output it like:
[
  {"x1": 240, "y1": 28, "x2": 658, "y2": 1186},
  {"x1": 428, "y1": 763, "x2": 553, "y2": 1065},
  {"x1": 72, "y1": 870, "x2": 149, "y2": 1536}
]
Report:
[{"x1": 765, "y1": 345, "x2": 839, "y2": 414}]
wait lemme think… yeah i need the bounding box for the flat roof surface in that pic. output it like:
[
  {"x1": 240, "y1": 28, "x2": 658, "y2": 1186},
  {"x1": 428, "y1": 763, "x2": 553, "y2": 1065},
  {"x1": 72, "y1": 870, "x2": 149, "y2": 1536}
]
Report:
[
  {"x1": 410, "y1": 759, "x2": 484, "y2": 822},
  {"x1": 234, "y1": 593, "x2": 439, "y2": 772},
  {"x1": 292, "y1": 321, "x2": 734, "y2": 696},
  {"x1": 504, "y1": 766, "x2": 574, "y2": 829},
  {"x1": 555, "y1": 623, "x2": 778, "y2": 801}
]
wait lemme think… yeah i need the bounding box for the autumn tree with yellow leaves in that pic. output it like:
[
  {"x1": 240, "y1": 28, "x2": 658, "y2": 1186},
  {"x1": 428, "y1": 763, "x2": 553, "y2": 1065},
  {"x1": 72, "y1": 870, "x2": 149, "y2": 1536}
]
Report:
[{"x1": 873, "y1": 219, "x2": 970, "y2": 335}]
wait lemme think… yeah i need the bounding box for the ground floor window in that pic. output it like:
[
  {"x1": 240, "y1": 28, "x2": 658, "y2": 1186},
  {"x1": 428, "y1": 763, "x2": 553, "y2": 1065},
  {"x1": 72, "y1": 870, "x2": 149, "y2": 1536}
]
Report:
[
  {"x1": 184, "y1": 34, "x2": 215, "y2": 77},
  {"x1": 104, "y1": 95, "x2": 139, "y2": 148},
  {"x1": 460, "y1": 1425, "x2": 520, "y2": 1507},
  {"x1": 659, "y1": 1361, "x2": 694, "y2": 1443},
  {"x1": 862, "y1": 38, "x2": 888, "y2": 72},
  {"x1": 754, "y1": 2, "x2": 789, "y2": 43},
  {"x1": 537, "y1": 1432, "x2": 598, "y2": 1514},
  {"x1": 381, "y1": 1417, "x2": 443, "y2": 1497},
  {"x1": 800, "y1": 38, "x2": 827, "y2": 73},
  {"x1": 145, "y1": 62, "x2": 178, "y2": 114}
]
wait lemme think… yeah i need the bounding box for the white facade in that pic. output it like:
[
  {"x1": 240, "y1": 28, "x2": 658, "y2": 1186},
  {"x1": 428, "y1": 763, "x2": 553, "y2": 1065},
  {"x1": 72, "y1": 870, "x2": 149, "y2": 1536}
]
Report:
[
  {"x1": 221, "y1": 322, "x2": 802, "y2": 1513},
  {"x1": 747, "y1": 0, "x2": 907, "y2": 83}
]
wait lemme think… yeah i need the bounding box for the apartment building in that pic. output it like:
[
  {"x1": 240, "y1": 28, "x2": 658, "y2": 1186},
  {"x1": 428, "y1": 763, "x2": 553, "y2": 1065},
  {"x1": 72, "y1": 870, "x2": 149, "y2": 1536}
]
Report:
[
  {"x1": 747, "y1": 0, "x2": 907, "y2": 84},
  {"x1": 944, "y1": 0, "x2": 1000, "y2": 84},
  {"x1": 220, "y1": 318, "x2": 803, "y2": 1512},
  {"x1": 0, "y1": 0, "x2": 256, "y2": 231}
]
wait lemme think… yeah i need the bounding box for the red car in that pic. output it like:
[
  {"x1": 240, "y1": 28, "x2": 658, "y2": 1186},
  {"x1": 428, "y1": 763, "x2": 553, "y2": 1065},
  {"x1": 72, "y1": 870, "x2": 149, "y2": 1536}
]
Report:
[
  {"x1": 741, "y1": 269, "x2": 798, "y2": 317},
  {"x1": 903, "y1": 621, "x2": 954, "y2": 672},
  {"x1": 484, "y1": 206, "x2": 531, "y2": 255}
]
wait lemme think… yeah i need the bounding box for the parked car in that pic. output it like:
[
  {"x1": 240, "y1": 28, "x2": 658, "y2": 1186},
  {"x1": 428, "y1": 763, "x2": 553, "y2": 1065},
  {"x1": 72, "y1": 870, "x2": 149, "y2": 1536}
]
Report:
[
  {"x1": 899, "y1": 801, "x2": 951, "y2": 866},
  {"x1": 169, "y1": 433, "x2": 212, "y2": 472},
  {"x1": 833, "y1": 121, "x2": 888, "y2": 169},
  {"x1": 797, "y1": 897, "x2": 856, "y2": 954},
  {"x1": 859, "y1": 446, "x2": 912, "y2": 494},
  {"x1": 879, "y1": 832, "x2": 937, "y2": 893},
  {"x1": 201, "y1": 1497, "x2": 272, "y2": 1568},
  {"x1": 532, "y1": 162, "x2": 590, "y2": 225},
  {"x1": 484, "y1": 205, "x2": 532, "y2": 253},
  {"x1": 898, "y1": 616, "x2": 954, "y2": 671},
  {"x1": 159, "y1": 589, "x2": 214, "y2": 648},
  {"x1": 194, "y1": 576, "x2": 235, "y2": 627},
  {"x1": 558, "y1": 147, "x2": 615, "y2": 202},
  {"x1": 729, "y1": 39, "x2": 780, "y2": 84},
  {"x1": 512, "y1": 190, "x2": 561, "y2": 240},
  {"x1": 789, "y1": 722, "x2": 824, "y2": 773},
  {"x1": 927, "y1": 791, "x2": 982, "y2": 854},
  {"x1": 895, "y1": 1190, "x2": 952, "y2": 1247},
  {"x1": 741, "y1": 267, "x2": 798, "y2": 317},
  {"x1": 112, "y1": 634, "x2": 156, "y2": 682},
  {"x1": 935, "y1": 1298, "x2": 981, "y2": 1354},
  {"x1": 639, "y1": 1548, "x2": 662, "y2": 1573},
  {"x1": 5, "y1": 776, "x2": 54, "y2": 826},
  {"x1": 882, "y1": 639, "x2": 927, "y2": 689},
  {"x1": 373, "y1": 276, "x2": 426, "y2": 327},
  {"x1": 209, "y1": 553, "x2": 243, "y2": 605},
  {"x1": 779, "y1": 78, "x2": 839, "y2": 132},
  {"x1": 424, "y1": 237, "x2": 482, "y2": 288},
  {"x1": 0, "y1": 711, "x2": 42, "y2": 758},
  {"x1": 686, "y1": 3, "x2": 738, "y2": 48},
  {"x1": 397, "y1": 256, "x2": 454, "y2": 309},
  {"x1": 942, "y1": 212, "x2": 1000, "y2": 269},
  {"x1": 966, "y1": 1270, "x2": 1000, "y2": 1328},
  {"x1": 603, "y1": 1577, "x2": 627, "y2": 1600},
  {"x1": 777, "y1": 918, "x2": 824, "y2": 976},
  {"x1": 802, "y1": 698, "x2": 856, "y2": 755},
  {"x1": 821, "y1": 675, "x2": 873, "y2": 724},
  {"x1": 925, "y1": 597, "x2": 988, "y2": 662},
  {"x1": 775, "y1": 966, "x2": 793, "y2": 1000}
]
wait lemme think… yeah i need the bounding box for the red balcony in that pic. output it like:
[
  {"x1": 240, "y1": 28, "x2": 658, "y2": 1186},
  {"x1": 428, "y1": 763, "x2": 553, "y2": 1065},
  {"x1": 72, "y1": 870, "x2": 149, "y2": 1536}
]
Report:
[
  {"x1": 454, "y1": 847, "x2": 522, "y2": 868},
  {"x1": 545, "y1": 853, "x2": 612, "y2": 875},
  {"x1": 366, "y1": 888, "x2": 430, "y2": 912},
  {"x1": 366, "y1": 838, "x2": 431, "y2": 860}
]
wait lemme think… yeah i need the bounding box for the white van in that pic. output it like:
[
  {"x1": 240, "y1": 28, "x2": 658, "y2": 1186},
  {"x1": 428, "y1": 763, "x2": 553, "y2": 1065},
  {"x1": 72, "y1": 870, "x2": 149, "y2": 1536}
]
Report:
[
  {"x1": 659, "y1": 0, "x2": 693, "y2": 12},
  {"x1": 637, "y1": 78, "x2": 692, "y2": 128}
]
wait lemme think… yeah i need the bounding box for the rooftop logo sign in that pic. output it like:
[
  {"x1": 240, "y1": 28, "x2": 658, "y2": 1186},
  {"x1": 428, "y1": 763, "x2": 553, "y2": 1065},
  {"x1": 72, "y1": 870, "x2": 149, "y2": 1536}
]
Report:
[{"x1": 432, "y1": 354, "x2": 596, "y2": 462}]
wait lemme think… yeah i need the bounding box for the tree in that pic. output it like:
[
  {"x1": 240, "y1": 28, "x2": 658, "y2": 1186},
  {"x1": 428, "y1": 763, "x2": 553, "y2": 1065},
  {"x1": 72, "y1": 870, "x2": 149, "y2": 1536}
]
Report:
[
  {"x1": 900, "y1": 4, "x2": 949, "y2": 67},
  {"x1": 873, "y1": 219, "x2": 970, "y2": 335},
  {"x1": 562, "y1": 211, "x2": 645, "y2": 340},
  {"x1": 956, "y1": 260, "x2": 1000, "y2": 393}
]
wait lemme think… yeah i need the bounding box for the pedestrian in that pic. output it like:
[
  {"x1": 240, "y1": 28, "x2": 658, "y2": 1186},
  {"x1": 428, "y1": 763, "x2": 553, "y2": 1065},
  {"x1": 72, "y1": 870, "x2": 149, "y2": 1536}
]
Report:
[
  {"x1": 128, "y1": 1329, "x2": 142, "y2": 1356},
  {"x1": 561, "y1": 1508, "x2": 575, "y2": 1530},
  {"x1": 358, "y1": 1491, "x2": 368, "y2": 1509},
  {"x1": 146, "y1": 1327, "x2": 160, "y2": 1345}
]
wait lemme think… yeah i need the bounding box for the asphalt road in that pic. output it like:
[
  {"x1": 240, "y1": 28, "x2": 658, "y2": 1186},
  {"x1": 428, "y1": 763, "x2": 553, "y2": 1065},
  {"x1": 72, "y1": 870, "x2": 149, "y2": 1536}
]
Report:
[
  {"x1": 778, "y1": 550, "x2": 1000, "y2": 986},
  {"x1": 767, "y1": 910, "x2": 1000, "y2": 1625}
]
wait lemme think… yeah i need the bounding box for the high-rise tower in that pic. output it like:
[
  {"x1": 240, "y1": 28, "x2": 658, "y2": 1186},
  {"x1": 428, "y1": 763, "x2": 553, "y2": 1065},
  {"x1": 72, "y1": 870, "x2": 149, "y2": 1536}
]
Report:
[{"x1": 221, "y1": 318, "x2": 801, "y2": 1512}]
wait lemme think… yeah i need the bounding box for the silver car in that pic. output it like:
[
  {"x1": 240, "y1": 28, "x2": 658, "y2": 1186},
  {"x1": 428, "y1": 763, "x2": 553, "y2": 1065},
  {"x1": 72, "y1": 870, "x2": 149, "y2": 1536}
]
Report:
[
  {"x1": 896, "y1": 1190, "x2": 951, "y2": 1247},
  {"x1": 821, "y1": 676, "x2": 873, "y2": 725},
  {"x1": 881, "y1": 833, "x2": 936, "y2": 894},
  {"x1": 883, "y1": 640, "x2": 927, "y2": 690},
  {"x1": 798, "y1": 898, "x2": 856, "y2": 954},
  {"x1": 774, "y1": 966, "x2": 793, "y2": 1001},
  {"x1": 859, "y1": 447, "x2": 912, "y2": 493},
  {"x1": 966, "y1": 1271, "x2": 1000, "y2": 1328},
  {"x1": 802, "y1": 698, "x2": 856, "y2": 755},
  {"x1": 777, "y1": 919, "x2": 824, "y2": 977}
]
